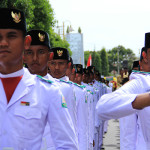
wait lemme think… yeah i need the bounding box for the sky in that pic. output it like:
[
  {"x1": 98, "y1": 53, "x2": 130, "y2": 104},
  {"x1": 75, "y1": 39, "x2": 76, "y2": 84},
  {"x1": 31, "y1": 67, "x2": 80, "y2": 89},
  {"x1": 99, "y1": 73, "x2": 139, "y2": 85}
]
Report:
[{"x1": 49, "y1": 0, "x2": 150, "y2": 57}]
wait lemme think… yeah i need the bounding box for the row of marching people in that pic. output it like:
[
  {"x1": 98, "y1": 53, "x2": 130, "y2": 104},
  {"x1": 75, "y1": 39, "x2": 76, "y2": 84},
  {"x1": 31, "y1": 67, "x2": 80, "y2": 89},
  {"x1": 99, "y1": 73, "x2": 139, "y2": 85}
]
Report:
[
  {"x1": 24, "y1": 29, "x2": 112, "y2": 150},
  {"x1": 0, "y1": 7, "x2": 112, "y2": 149}
]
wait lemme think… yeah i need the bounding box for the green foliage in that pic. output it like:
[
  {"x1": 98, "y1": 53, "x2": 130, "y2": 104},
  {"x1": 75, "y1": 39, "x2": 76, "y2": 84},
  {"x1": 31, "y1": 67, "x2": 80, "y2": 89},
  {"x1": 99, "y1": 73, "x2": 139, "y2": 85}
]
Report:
[
  {"x1": 84, "y1": 51, "x2": 90, "y2": 67},
  {"x1": 85, "y1": 46, "x2": 136, "y2": 75},
  {"x1": 14, "y1": 0, "x2": 35, "y2": 29},
  {"x1": 66, "y1": 26, "x2": 70, "y2": 33},
  {"x1": 30, "y1": 0, "x2": 54, "y2": 34},
  {"x1": 99, "y1": 48, "x2": 109, "y2": 76},
  {"x1": 0, "y1": 0, "x2": 8, "y2": 7},
  {"x1": 78, "y1": 27, "x2": 81, "y2": 33},
  {"x1": 91, "y1": 51, "x2": 101, "y2": 73},
  {"x1": 108, "y1": 45, "x2": 137, "y2": 73},
  {"x1": 84, "y1": 51, "x2": 101, "y2": 72},
  {"x1": 50, "y1": 28, "x2": 72, "y2": 55}
]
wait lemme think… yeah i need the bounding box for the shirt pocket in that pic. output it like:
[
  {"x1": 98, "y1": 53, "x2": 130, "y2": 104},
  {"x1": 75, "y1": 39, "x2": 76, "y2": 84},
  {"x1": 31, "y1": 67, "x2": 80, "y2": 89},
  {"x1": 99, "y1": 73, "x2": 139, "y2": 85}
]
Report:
[{"x1": 13, "y1": 107, "x2": 43, "y2": 139}]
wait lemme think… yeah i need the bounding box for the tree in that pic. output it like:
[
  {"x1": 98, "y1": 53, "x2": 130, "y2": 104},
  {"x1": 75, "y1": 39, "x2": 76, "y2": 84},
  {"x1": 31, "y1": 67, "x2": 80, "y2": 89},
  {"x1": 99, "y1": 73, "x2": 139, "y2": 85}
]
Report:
[
  {"x1": 84, "y1": 51, "x2": 101, "y2": 72},
  {"x1": 84, "y1": 51, "x2": 90, "y2": 67},
  {"x1": 0, "y1": 0, "x2": 8, "y2": 7},
  {"x1": 66, "y1": 26, "x2": 70, "y2": 33},
  {"x1": 91, "y1": 51, "x2": 101, "y2": 73},
  {"x1": 99, "y1": 48, "x2": 109, "y2": 76},
  {"x1": 78, "y1": 27, "x2": 81, "y2": 33},
  {"x1": 50, "y1": 29, "x2": 72, "y2": 55},
  {"x1": 108, "y1": 45, "x2": 137, "y2": 73},
  {"x1": 30, "y1": 0, "x2": 54, "y2": 34}
]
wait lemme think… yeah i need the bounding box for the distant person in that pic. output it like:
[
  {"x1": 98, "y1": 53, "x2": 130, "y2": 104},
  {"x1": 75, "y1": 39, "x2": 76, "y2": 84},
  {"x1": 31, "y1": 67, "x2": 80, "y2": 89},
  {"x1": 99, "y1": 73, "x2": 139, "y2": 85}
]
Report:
[{"x1": 122, "y1": 67, "x2": 129, "y2": 84}]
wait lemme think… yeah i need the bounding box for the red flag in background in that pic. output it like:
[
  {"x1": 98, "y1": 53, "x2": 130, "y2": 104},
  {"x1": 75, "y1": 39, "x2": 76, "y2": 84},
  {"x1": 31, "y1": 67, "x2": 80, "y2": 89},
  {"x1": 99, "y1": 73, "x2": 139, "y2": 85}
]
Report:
[{"x1": 87, "y1": 54, "x2": 92, "y2": 67}]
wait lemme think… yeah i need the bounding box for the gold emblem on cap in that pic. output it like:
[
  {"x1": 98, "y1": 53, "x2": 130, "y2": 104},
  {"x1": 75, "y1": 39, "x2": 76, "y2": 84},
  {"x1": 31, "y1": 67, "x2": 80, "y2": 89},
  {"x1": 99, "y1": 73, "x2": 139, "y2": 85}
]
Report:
[
  {"x1": 57, "y1": 50, "x2": 63, "y2": 57},
  {"x1": 38, "y1": 33, "x2": 45, "y2": 42},
  {"x1": 77, "y1": 67, "x2": 81, "y2": 71},
  {"x1": 11, "y1": 11, "x2": 21, "y2": 23}
]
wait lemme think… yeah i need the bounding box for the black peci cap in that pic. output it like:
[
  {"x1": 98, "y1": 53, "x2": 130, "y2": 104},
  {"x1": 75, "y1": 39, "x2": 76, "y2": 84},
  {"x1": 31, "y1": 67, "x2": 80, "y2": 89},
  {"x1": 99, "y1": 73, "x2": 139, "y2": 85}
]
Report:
[
  {"x1": 0, "y1": 8, "x2": 27, "y2": 35},
  {"x1": 132, "y1": 60, "x2": 139, "y2": 68},
  {"x1": 51, "y1": 47, "x2": 70, "y2": 61},
  {"x1": 83, "y1": 68, "x2": 90, "y2": 76},
  {"x1": 145, "y1": 32, "x2": 150, "y2": 48},
  {"x1": 27, "y1": 30, "x2": 51, "y2": 49},
  {"x1": 87, "y1": 66, "x2": 95, "y2": 74},
  {"x1": 74, "y1": 64, "x2": 83, "y2": 74}
]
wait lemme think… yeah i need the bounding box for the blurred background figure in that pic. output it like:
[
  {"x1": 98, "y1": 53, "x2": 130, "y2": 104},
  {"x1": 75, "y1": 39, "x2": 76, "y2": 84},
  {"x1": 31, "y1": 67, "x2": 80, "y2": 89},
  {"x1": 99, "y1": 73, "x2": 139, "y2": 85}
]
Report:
[{"x1": 122, "y1": 67, "x2": 129, "y2": 85}]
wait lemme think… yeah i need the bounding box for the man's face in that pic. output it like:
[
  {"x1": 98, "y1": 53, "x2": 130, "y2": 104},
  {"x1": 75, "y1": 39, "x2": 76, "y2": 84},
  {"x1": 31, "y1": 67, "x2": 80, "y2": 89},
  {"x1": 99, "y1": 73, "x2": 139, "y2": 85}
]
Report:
[
  {"x1": 48, "y1": 59, "x2": 68, "y2": 79},
  {"x1": 89, "y1": 73, "x2": 94, "y2": 82},
  {"x1": 146, "y1": 48, "x2": 150, "y2": 71},
  {"x1": 94, "y1": 74, "x2": 99, "y2": 81},
  {"x1": 69, "y1": 69, "x2": 76, "y2": 82},
  {"x1": 24, "y1": 45, "x2": 49, "y2": 76},
  {"x1": 82, "y1": 73, "x2": 88, "y2": 83},
  {"x1": 0, "y1": 29, "x2": 25, "y2": 67},
  {"x1": 66, "y1": 65, "x2": 72, "y2": 77},
  {"x1": 75, "y1": 73, "x2": 82, "y2": 84}
]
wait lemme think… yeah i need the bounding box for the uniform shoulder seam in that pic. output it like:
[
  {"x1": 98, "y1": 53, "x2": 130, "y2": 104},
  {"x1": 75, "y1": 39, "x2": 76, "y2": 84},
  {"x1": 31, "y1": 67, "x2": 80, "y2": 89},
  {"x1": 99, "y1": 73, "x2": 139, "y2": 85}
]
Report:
[{"x1": 37, "y1": 75, "x2": 54, "y2": 84}]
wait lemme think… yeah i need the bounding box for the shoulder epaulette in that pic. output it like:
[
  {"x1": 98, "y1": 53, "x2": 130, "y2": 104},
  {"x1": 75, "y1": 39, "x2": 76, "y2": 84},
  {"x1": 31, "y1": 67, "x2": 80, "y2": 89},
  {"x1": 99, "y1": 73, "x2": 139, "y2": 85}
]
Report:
[
  {"x1": 80, "y1": 85, "x2": 86, "y2": 88},
  {"x1": 88, "y1": 83, "x2": 93, "y2": 87},
  {"x1": 37, "y1": 75, "x2": 53, "y2": 84},
  {"x1": 59, "y1": 79, "x2": 72, "y2": 84},
  {"x1": 132, "y1": 70, "x2": 150, "y2": 75},
  {"x1": 72, "y1": 82, "x2": 87, "y2": 89},
  {"x1": 87, "y1": 89, "x2": 94, "y2": 95}
]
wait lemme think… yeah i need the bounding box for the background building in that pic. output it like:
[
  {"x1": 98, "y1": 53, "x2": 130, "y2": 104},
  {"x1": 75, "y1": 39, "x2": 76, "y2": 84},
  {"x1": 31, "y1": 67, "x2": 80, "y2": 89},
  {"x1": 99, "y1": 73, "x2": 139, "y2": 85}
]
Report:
[{"x1": 66, "y1": 33, "x2": 84, "y2": 67}]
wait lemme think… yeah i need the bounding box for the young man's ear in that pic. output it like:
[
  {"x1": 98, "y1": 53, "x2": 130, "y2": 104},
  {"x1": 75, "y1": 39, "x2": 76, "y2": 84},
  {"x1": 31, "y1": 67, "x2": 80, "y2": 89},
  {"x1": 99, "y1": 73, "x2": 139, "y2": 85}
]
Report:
[
  {"x1": 72, "y1": 68, "x2": 75, "y2": 74},
  {"x1": 68, "y1": 62, "x2": 71, "y2": 68},
  {"x1": 49, "y1": 52, "x2": 54, "y2": 61},
  {"x1": 142, "y1": 51, "x2": 148, "y2": 63},
  {"x1": 24, "y1": 35, "x2": 32, "y2": 50}
]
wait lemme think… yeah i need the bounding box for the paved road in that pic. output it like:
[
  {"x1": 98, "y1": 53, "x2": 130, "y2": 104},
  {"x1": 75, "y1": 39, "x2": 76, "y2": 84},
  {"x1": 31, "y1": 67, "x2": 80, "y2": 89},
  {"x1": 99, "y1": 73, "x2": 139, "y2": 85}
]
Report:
[{"x1": 102, "y1": 119, "x2": 120, "y2": 150}]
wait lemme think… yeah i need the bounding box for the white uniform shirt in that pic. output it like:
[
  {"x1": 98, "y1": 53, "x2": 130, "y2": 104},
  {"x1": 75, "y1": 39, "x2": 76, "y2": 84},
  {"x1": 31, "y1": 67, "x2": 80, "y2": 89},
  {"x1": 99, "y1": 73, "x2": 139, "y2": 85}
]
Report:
[
  {"x1": 96, "y1": 73, "x2": 150, "y2": 149},
  {"x1": 0, "y1": 68, "x2": 78, "y2": 150},
  {"x1": 41, "y1": 74, "x2": 78, "y2": 150},
  {"x1": 73, "y1": 84, "x2": 88, "y2": 150},
  {"x1": 119, "y1": 72, "x2": 146, "y2": 150},
  {"x1": 82, "y1": 83, "x2": 95, "y2": 145}
]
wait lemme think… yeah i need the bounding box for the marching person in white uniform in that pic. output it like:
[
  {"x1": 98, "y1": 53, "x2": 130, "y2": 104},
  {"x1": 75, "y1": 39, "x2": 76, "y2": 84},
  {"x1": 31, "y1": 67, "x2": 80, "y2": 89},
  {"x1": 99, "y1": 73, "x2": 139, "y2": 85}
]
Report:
[
  {"x1": 82, "y1": 68, "x2": 94, "y2": 150},
  {"x1": 96, "y1": 32, "x2": 150, "y2": 149},
  {"x1": 0, "y1": 8, "x2": 78, "y2": 150},
  {"x1": 24, "y1": 29, "x2": 62, "y2": 150},
  {"x1": 73, "y1": 64, "x2": 89, "y2": 150},
  {"x1": 119, "y1": 60, "x2": 140, "y2": 150},
  {"x1": 48, "y1": 47, "x2": 78, "y2": 138}
]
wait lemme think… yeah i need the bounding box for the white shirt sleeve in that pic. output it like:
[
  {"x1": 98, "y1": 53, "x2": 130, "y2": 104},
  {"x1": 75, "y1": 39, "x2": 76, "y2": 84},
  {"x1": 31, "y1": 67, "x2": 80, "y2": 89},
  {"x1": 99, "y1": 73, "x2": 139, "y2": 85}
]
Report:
[{"x1": 96, "y1": 79, "x2": 143, "y2": 120}]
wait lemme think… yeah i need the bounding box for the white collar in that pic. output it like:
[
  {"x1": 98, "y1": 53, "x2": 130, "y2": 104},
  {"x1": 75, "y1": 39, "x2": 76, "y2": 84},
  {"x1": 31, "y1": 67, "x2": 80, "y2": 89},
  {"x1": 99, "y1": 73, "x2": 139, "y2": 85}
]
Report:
[
  {"x1": 60, "y1": 76, "x2": 69, "y2": 81},
  {"x1": 0, "y1": 68, "x2": 24, "y2": 78}
]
